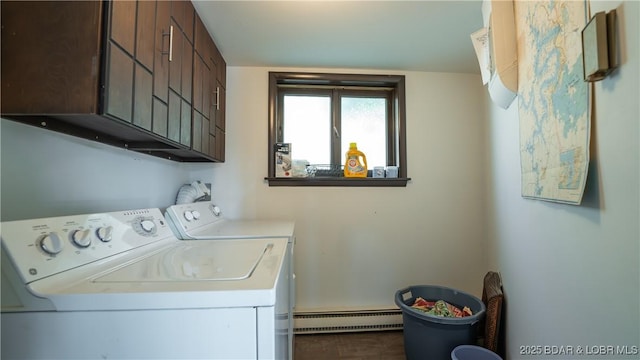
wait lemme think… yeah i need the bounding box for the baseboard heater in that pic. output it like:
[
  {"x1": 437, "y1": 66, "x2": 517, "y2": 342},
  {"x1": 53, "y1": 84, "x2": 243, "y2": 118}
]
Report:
[{"x1": 294, "y1": 309, "x2": 403, "y2": 334}]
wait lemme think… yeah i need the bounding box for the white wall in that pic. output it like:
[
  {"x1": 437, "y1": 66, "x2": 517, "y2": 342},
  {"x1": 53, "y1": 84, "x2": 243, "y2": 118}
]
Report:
[
  {"x1": 0, "y1": 118, "x2": 214, "y2": 221},
  {"x1": 487, "y1": 1, "x2": 639, "y2": 358},
  {"x1": 212, "y1": 66, "x2": 489, "y2": 311}
]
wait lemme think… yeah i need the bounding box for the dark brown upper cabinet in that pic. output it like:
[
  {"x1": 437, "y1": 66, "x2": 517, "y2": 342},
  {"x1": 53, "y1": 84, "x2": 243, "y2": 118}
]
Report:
[
  {"x1": 193, "y1": 12, "x2": 226, "y2": 162},
  {"x1": 0, "y1": 0, "x2": 225, "y2": 162}
]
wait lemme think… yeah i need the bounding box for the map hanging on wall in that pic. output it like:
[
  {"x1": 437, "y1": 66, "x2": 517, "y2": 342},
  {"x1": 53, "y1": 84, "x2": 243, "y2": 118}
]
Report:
[{"x1": 515, "y1": 0, "x2": 591, "y2": 205}]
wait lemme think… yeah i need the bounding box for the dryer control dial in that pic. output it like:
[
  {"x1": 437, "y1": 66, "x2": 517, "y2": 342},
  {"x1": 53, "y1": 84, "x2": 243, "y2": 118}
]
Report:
[
  {"x1": 183, "y1": 211, "x2": 194, "y2": 222},
  {"x1": 71, "y1": 229, "x2": 91, "y2": 248},
  {"x1": 141, "y1": 219, "x2": 156, "y2": 233},
  {"x1": 96, "y1": 226, "x2": 113, "y2": 242},
  {"x1": 39, "y1": 232, "x2": 64, "y2": 255},
  {"x1": 132, "y1": 217, "x2": 158, "y2": 236}
]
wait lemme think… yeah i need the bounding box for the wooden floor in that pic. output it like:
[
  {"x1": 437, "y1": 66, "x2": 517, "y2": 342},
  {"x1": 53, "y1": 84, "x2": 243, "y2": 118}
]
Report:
[{"x1": 294, "y1": 331, "x2": 406, "y2": 360}]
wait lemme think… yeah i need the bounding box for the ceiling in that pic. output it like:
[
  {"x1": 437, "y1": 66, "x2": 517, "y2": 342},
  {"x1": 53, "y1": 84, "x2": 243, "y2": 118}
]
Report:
[{"x1": 192, "y1": 0, "x2": 484, "y2": 74}]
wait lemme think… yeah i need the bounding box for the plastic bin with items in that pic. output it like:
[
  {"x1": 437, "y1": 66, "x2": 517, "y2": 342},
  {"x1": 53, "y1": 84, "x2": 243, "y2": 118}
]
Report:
[{"x1": 395, "y1": 285, "x2": 486, "y2": 360}]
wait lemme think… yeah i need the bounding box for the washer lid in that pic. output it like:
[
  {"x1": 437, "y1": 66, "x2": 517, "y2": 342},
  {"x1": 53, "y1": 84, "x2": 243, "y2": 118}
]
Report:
[
  {"x1": 24, "y1": 238, "x2": 289, "y2": 311},
  {"x1": 94, "y1": 241, "x2": 270, "y2": 282}
]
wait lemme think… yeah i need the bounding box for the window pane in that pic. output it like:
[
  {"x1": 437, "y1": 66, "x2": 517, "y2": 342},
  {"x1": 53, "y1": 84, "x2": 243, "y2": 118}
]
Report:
[
  {"x1": 341, "y1": 97, "x2": 387, "y2": 168},
  {"x1": 283, "y1": 95, "x2": 331, "y2": 165}
]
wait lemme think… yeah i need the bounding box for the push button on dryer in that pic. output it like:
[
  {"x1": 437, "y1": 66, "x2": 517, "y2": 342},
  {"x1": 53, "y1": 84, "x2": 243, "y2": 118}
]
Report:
[{"x1": 210, "y1": 205, "x2": 221, "y2": 217}]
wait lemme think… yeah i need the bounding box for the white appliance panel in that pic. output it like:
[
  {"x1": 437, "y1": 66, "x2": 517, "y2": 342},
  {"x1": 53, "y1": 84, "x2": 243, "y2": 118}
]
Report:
[
  {"x1": 1, "y1": 208, "x2": 169, "y2": 283},
  {"x1": 165, "y1": 202, "x2": 295, "y2": 240},
  {"x1": 1, "y1": 307, "x2": 257, "y2": 360}
]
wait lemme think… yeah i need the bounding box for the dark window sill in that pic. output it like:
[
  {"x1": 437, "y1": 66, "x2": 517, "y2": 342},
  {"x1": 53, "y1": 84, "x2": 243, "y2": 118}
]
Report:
[{"x1": 265, "y1": 177, "x2": 411, "y2": 187}]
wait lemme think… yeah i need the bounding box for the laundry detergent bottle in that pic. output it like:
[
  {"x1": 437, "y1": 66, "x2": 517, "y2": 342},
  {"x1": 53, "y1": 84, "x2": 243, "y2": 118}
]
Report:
[{"x1": 343, "y1": 142, "x2": 368, "y2": 177}]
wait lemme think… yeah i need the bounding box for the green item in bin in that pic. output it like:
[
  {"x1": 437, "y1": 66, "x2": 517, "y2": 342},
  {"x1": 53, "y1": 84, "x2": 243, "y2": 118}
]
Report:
[{"x1": 411, "y1": 297, "x2": 473, "y2": 318}]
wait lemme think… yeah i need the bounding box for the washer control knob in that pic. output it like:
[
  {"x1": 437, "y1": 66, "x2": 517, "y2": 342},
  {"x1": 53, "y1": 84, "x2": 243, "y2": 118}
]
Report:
[
  {"x1": 183, "y1": 211, "x2": 194, "y2": 222},
  {"x1": 71, "y1": 229, "x2": 91, "y2": 248},
  {"x1": 211, "y1": 206, "x2": 221, "y2": 217},
  {"x1": 140, "y1": 219, "x2": 156, "y2": 233},
  {"x1": 39, "y1": 232, "x2": 63, "y2": 255},
  {"x1": 96, "y1": 226, "x2": 113, "y2": 242},
  {"x1": 191, "y1": 211, "x2": 201, "y2": 220}
]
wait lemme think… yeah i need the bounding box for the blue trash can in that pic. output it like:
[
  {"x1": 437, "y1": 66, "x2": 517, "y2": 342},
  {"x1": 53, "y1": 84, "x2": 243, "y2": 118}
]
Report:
[
  {"x1": 452, "y1": 345, "x2": 503, "y2": 360},
  {"x1": 395, "y1": 285, "x2": 486, "y2": 360}
]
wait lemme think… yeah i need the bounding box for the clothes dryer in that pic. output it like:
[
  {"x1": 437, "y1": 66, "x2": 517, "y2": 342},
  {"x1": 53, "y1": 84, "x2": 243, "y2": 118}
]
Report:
[{"x1": 165, "y1": 201, "x2": 296, "y2": 359}]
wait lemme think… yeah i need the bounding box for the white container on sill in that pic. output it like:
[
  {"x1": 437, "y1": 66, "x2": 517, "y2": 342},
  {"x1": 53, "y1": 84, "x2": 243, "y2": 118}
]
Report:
[{"x1": 386, "y1": 166, "x2": 398, "y2": 178}]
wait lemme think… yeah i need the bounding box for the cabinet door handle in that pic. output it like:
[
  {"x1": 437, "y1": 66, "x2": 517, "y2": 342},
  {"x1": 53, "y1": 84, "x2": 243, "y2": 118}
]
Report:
[
  {"x1": 215, "y1": 87, "x2": 220, "y2": 111},
  {"x1": 162, "y1": 25, "x2": 174, "y2": 62},
  {"x1": 169, "y1": 25, "x2": 174, "y2": 62}
]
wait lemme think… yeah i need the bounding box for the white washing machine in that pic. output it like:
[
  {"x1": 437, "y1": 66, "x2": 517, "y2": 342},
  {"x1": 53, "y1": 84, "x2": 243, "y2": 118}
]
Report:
[
  {"x1": 164, "y1": 202, "x2": 296, "y2": 359},
  {"x1": 1, "y1": 208, "x2": 290, "y2": 360}
]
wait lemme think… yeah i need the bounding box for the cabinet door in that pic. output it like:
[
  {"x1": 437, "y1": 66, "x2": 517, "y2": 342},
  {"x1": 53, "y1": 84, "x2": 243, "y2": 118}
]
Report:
[
  {"x1": 168, "y1": 18, "x2": 183, "y2": 96},
  {"x1": 153, "y1": 98, "x2": 168, "y2": 137},
  {"x1": 105, "y1": 43, "x2": 133, "y2": 122},
  {"x1": 193, "y1": 13, "x2": 215, "y2": 157},
  {"x1": 105, "y1": 1, "x2": 134, "y2": 122},
  {"x1": 136, "y1": 0, "x2": 156, "y2": 72},
  {"x1": 201, "y1": 118, "x2": 210, "y2": 156},
  {"x1": 106, "y1": 0, "x2": 156, "y2": 126},
  {"x1": 110, "y1": 1, "x2": 135, "y2": 56},
  {"x1": 192, "y1": 111, "x2": 202, "y2": 152},
  {"x1": 153, "y1": 0, "x2": 170, "y2": 103},
  {"x1": 133, "y1": 64, "x2": 153, "y2": 130},
  {"x1": 180, "y1": 1, "x2": 194, "y2": 104},
  {"x1": 180, "y1": 98, "x2": 192, "y2": 147},
  {"x1": 192, "y1": 52, "x2": 204, "y2": 115},
  {"x1": 209, "y1": 134, "x2": 217, "y2": 161},
  {"x1": 0, "y1": 1, "x2": 102, "y2": 114},
  {"x1": 214, "y1": 45, "x2": 227, "y2": 88},
  {"x1": 215, "y1": 126, "x2": 225, "y2": 162},
  {"x1": 198, "y1": 57, "x2": 212, "y2": 158},
  {"x1": 215, "y1": 82, "x2": 226, "y2": 131},
  {"x1": 164, "y1": 0, "x2": 193, "y2": 149},
  {"x1": 181, "y1": 32, "x2": 193, "y2": 104},
  {"x1": 173, "y1": 0, "x2": 194, "y2": 42},
  {"x1": 167, "y1": 91, "x2": 181, "y2": 142},
  {"x1": 212, "y1": 42, "x2": 226, "y2": 161},
  {"x1": 169, "y1": 0, "x2": 193, "y2": 102},
  {"x1": 152, "y1": 0, "x2": 175, "y2": 142},
  {"x1": 203, "y1": 58, "x2": 213, "y2": 123},
  {"x1": 133, "y1": 1, "x2": 156, "y2": 131}
]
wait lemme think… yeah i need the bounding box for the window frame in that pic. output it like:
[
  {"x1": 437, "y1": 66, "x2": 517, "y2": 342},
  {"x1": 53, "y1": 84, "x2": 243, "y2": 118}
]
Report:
[{"x1": 267, "y1": 72, "x2": 409, "y2": 187}]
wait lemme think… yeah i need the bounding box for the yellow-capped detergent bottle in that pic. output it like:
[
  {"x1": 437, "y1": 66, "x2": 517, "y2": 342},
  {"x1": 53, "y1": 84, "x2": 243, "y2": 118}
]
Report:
[{"x1": 344, "y1": 142, "x2": 368, "y2": 177}]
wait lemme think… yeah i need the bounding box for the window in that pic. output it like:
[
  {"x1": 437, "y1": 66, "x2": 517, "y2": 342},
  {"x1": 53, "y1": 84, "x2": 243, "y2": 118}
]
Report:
[{"x1": 268, "y1": 72, "x2": 408, "y2": 186}]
